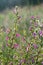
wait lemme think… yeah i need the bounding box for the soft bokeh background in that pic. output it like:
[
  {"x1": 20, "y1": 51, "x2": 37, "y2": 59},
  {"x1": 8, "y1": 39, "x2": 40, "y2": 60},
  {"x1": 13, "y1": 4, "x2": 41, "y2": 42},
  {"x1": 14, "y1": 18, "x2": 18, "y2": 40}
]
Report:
[{"x1": 0, "y1": 0, "x2": 43, "y2": 29}]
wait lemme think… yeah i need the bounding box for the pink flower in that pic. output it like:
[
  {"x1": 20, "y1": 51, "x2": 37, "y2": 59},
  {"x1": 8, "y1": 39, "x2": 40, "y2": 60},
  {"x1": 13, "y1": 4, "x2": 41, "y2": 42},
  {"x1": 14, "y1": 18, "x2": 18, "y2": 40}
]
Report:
[
  {"x1": 13, "y1": 43, "x2": 19, "y2": 49},
  {"x1": 33, "y1": 32, "x2": 36, "y2": 37},
  {"x1": 31, "y1": 16, "x2": 34, "y2": 19},
  {"x1": 16, "y1": 33, "x2": 20, "y2": 37},
  {"x1": 39, "y1": 30, "x2": 43, "y2": 37},
  {"x1": 32, "y1": 58, "x2": 35, "y2": 63},
  {"x1": 6, "y1": 28, "x2": 10, "y2": 34},
  {"x1": 33, "y1": 44, "x2": 38, "y2": 49},
  {"x1": 41, "y1": 61, "x2": 43, "y2": 65},
  {"x1": 6, "y1": 36, "x2": 9, "y2": 41}
]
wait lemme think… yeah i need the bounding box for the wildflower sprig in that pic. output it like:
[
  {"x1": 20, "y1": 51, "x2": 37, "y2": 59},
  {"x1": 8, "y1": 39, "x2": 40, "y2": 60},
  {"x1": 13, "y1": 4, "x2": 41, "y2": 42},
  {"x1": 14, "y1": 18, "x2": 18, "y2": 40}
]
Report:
[{"x1": 0, "y1": 7, "x2": 43, "y2": 65}]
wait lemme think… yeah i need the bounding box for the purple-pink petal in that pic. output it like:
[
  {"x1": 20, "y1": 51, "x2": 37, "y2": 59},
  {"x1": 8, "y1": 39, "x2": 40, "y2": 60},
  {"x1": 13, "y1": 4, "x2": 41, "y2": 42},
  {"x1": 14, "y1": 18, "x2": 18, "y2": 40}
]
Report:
[
  {"x1": 41, "y1": 61, "x2": 43, "y2": 64},
  {"x1": 6, "y1": 36, "x2": 9, "y2": 41},
  {"x1": 39, "y1": 30, "x2": 43, "y2": 36},
  {"x1": 31, "y1": 16, "x2": 34, "y2": 19},
  {"x1": 14, "y1": 43, "x2": 19, "y2": 48},
  {"x1": 33, "y1": 44, "x2": 38, "y2": 49},
  {"x1": 16, "y1": 33, "x2": 20, "y2": 37},
  {"x1": 33, "y1": 32, "x2": 36, "y2": 37},
  {"x1": 32, "y1": 58, "x2": 35, "y2": 63}
]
